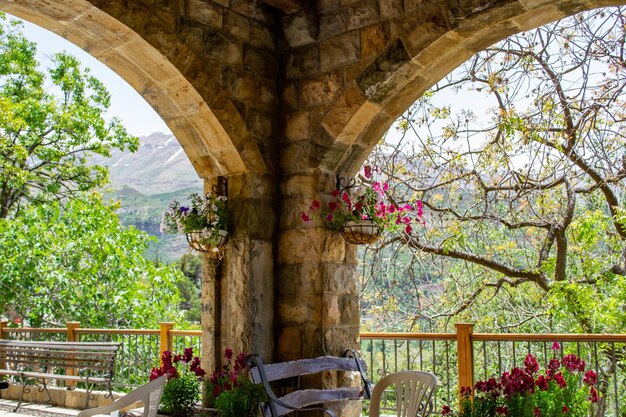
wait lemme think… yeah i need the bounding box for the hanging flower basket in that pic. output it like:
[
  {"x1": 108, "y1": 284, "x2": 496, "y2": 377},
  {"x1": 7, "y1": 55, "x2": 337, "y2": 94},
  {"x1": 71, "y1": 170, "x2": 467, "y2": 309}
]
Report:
[
  {"x1": 340, "y1": 220, "x2": 382, "y2": 245},
  {"x1": 186, "y1": 229, "x2": 228, "y2": 252}
]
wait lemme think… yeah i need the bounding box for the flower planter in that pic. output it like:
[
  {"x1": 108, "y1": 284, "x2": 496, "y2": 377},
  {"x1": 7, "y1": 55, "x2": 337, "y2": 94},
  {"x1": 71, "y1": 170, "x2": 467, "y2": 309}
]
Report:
[
  {"x1": 340, "y1": 220, "x2": 382, "y2": 244},
  {"x1": 185, "y1": 229, "x2": 228, "y2": 252}
]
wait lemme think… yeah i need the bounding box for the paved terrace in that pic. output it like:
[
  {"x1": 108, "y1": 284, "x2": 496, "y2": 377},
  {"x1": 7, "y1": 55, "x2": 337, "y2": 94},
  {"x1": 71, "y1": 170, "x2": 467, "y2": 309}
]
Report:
[{"x1": 0, "y1": 400, "x2": 78, "y2": 417}]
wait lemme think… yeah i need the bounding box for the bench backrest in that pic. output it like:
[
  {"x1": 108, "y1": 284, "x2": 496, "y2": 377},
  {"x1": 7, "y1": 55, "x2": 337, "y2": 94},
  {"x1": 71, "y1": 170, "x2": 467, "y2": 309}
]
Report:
[
  {"x1": 248, "y1": 350, "x2": 372, "y2": 417},
  {"x1": 0, "y1": 340, "x2": 121, "y2": 379}
]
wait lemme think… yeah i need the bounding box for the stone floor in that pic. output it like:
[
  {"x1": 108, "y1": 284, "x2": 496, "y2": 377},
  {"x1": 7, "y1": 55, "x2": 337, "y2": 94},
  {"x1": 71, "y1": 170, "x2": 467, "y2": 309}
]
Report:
[{"x1": 0, "y1": 400, "x2": 79, "y2": 417}]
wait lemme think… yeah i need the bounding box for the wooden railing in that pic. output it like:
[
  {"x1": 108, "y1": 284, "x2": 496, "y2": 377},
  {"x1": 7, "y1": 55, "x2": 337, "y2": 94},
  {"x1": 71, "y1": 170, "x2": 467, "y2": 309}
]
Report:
[{"x1": 1, "y1": 321, "x2": 625, "y2": 414}]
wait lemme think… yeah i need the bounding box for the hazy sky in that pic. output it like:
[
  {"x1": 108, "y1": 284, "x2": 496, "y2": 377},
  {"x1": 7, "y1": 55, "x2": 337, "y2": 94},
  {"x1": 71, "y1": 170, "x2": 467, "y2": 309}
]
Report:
[{"x1": 15, "y1": 15, "x2": 172, "y2": 138}]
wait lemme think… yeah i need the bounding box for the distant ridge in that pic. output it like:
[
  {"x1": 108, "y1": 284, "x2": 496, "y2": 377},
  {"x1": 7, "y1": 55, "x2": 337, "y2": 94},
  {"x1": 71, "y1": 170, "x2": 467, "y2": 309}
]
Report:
[{"x1": 91, "y1": 132, "x2": 202, "y2": 195}]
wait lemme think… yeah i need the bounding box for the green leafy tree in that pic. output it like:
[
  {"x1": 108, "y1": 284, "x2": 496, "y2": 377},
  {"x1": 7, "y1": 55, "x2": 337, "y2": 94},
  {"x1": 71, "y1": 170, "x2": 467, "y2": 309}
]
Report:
[
  {"x1": 0, "y1": 192, "x2": 184, "y2": 328},
  {"x1": 0, "y1": 14, "x2": 137, "y2": 219}
]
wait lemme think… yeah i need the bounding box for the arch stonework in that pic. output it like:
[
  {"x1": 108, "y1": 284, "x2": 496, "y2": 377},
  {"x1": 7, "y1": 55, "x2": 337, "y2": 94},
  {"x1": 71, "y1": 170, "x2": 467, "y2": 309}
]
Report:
[{"x1": 6, "y1": 1, "x2": 626, "y2": 414}]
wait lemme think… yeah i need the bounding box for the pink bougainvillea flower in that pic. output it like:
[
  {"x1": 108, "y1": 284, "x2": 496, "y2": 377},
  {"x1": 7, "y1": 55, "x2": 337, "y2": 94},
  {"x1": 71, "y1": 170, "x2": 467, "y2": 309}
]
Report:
[
  {"x1": 405, "y1": 225, "x2": 412, "y2": 233},
  {"x1": 300, "y1": 212, "x2": 311, "y2": 223},
  {"x1": 441, "y1": 405, "x2": 451, "y2": 416},
  {"x1": 416, "y1": 200, "x2": 423, "y2": 217},
  {"x1": 364, "y1": 165, "x2": 372, "y2": 179},
  {"x1": 589, "y1": 386, "x2": 599, "y2": 403},
  {"x1": 551, "y1": 341, "x2": 561, "y2": 351}
]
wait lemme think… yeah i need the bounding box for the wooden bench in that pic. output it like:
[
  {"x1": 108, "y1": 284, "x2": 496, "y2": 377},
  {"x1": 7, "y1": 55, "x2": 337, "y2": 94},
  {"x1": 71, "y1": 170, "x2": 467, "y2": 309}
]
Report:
[
  {"x1": 247, "y1": 349, "x2": 373, "y2": 417},
  {"x1": 0, "y1": 340, "x2": 121, "y2": 411}
]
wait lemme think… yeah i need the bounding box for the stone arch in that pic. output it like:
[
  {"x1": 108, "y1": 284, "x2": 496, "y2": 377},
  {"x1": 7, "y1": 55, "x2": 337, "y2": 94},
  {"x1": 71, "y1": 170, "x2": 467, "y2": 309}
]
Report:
[
  {"x1": 321, "y1": 0, "x2": 626, "y2": 176},
  {"x1": 0, "y1": 0, "x2": 247, "y2": 178}
]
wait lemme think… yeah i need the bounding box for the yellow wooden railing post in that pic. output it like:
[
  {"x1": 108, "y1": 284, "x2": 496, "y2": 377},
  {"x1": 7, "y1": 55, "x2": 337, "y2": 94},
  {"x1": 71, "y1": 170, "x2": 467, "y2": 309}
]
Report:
[
  {"x1": 160, "y1": 322, "x2": 175, "y2": 364},
  {"x1": 456, "y1": 323, "x2": 474, "y2": 399},
  {"x1": 66, "y1": 321, "x2": 80, "y2": 388},
  {"x1": 0, "y1": 321, "x2": 6, "y2": 372}
]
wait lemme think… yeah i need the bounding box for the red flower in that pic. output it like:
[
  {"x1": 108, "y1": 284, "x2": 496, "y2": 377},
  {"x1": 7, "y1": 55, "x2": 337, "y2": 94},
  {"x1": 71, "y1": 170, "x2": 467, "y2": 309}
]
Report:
[
  {"x1": 589, "y1": 386, "x2": 599, "y2": 403},
  {"x1": 300, "y1": 211, "x2": 311, "y2": 222},
  {"x1": 551, "y1": 341, "x2": 561, "y2": 352},
  {"x1": 460, "y1": 386, "x2": 472, "y2": 397},
  {"x1": 553, "y1": 372, "x2": 567, "y2": 388},
  {"x1": 583, "y1": 369, "x2": 597, "y2": 386},
  {"x1": 328, "y1": 201, "x2": 338, "y2": 211},
  {"x1": 562, "y1": 405, "x2": 569, "y2": 413},
  {"x1": 364, "y1": 165, "x2": 372, "y2": 179},
  {"x1": 534, "y1": 407, "x2": 541, "y2": 417},
  {"x1": 562, "y1": 354, "x2": 585, "y2": 373},
  {"x1": 331, "y1": 189, "x2": 341, "y2": 197},
  {"x1": 536, "y1": 375, "x2": 549, "y2": 391},
  {"x1": 524, "y1": 354, "x2": 539, "y2": 375},
  {"x1": 310, "y1": 200, "x2": 321, "y2": 210},
  {"x1": 496, "y1": 406, "x2": 508, "y2": 416}
]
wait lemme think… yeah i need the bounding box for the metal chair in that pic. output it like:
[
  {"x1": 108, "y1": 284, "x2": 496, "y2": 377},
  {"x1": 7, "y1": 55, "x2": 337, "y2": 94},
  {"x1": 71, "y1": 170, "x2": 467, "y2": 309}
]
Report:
[
  {"x1": 368, "y1": 371, "x2": 437, "y2": 417},
  {"x1": 77, "y1": 376, "x2": 166, "y2": 417}
]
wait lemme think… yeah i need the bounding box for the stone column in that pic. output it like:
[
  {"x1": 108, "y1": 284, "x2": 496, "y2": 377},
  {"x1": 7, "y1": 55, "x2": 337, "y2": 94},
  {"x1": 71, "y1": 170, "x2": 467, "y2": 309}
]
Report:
[
  {"x1": 277, "y1": 168, "x2": 361, "y2": 416},
  {"x1": 278, "y1": 168, "x2": 360, "y2": 357},
  {"x1": 201, "y1": 173, "x2": 275, "y2": 375},
  {"x1": 200, "y1": 253, "x2": 221, "y2": 377}
]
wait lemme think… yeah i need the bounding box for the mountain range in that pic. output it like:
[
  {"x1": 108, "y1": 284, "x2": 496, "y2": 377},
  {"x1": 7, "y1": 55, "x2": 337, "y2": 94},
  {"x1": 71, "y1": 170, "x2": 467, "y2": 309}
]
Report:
[{"x1": 91, "y1": 132, "x2": 203, "y2": 262}]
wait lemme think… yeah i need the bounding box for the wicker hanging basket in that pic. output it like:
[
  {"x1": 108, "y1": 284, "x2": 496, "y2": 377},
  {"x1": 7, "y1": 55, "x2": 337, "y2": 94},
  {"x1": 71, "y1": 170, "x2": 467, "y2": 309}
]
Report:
[
  {"x1": 340, "y1": 220, "x2": 382, "y2": 244},
  {"x1": 185, "y1": 229, "x2": 229, "y2": 252}
]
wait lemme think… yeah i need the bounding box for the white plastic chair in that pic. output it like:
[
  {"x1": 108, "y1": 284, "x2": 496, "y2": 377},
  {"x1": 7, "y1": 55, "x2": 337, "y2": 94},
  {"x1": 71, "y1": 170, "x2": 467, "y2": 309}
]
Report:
[
  {"x1": 368, "y1": 371, "x2": 437, "y2": 417},
  {"x1": 77, "y1": 376, "x2": 166, "y2": 417}
]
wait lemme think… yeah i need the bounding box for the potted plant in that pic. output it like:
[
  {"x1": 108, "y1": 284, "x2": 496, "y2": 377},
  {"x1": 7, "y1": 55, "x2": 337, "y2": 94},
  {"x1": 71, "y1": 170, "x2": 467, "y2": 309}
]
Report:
[
  {"x1": 150, "y1": 348, "x2": 206, "y2": 417},
  {"x1": 300, "y1": 165, "x2": 424, "y2": 244},
  {"x1": 205, "y1": 348, "x2": 266, "y2": 417},
  {"x1": 441, "y1": 343, "x2": 600, "y2": 417},
  {"x1": 161, "y1": 192, "x2": 228, "y2": 252}
]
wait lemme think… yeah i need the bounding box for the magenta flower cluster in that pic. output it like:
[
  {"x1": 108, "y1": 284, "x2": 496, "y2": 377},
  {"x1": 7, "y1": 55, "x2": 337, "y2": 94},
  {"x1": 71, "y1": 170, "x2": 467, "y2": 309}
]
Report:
[
  {"x1": 442, "y1": 343, "x2": 599, "y2": 417},
  {"x1": 300, "y1": 165, "x2": 424, "y2": 234},
  {"x1": 150, "y1": 347, "x2": 206, "y2": 381},
  {"x1": 206, "y1": 348, "x2": 250, "y2": 406}
]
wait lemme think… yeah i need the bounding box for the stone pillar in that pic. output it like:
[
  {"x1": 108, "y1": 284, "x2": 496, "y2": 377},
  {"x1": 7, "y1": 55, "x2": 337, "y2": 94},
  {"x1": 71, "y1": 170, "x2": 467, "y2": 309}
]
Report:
[
  {"x1": 201, "y1": 254, "x2": 221, "y2": 376},
  {"x1": 277, "y1": 169, "x2": 360, "y2": 357},
  {"x1": 200, "y1": 173, "x2": 276, "y2": 365}
]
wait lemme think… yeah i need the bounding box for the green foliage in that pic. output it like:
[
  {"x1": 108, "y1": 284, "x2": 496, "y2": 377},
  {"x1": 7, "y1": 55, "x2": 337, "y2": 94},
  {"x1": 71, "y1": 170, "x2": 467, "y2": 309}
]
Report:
[
  {"x1": 205, "y1": 349, "x2": 266, "y2": 417},
  {"x1": 160, "y1": 372, "x2": 202, "y2": 417},
  {"x1": 0, "y1": 192, "x2": 184, "y2": 327},
  {"x1": 152, "y1": 349, "x2": 205, "y2": 417},
  {"x1": 213, "y1": 379, "x2": 266, "y2": 417},
  {"x1": 0, "y1": 14, "x2": 137, "y2": 219}
]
